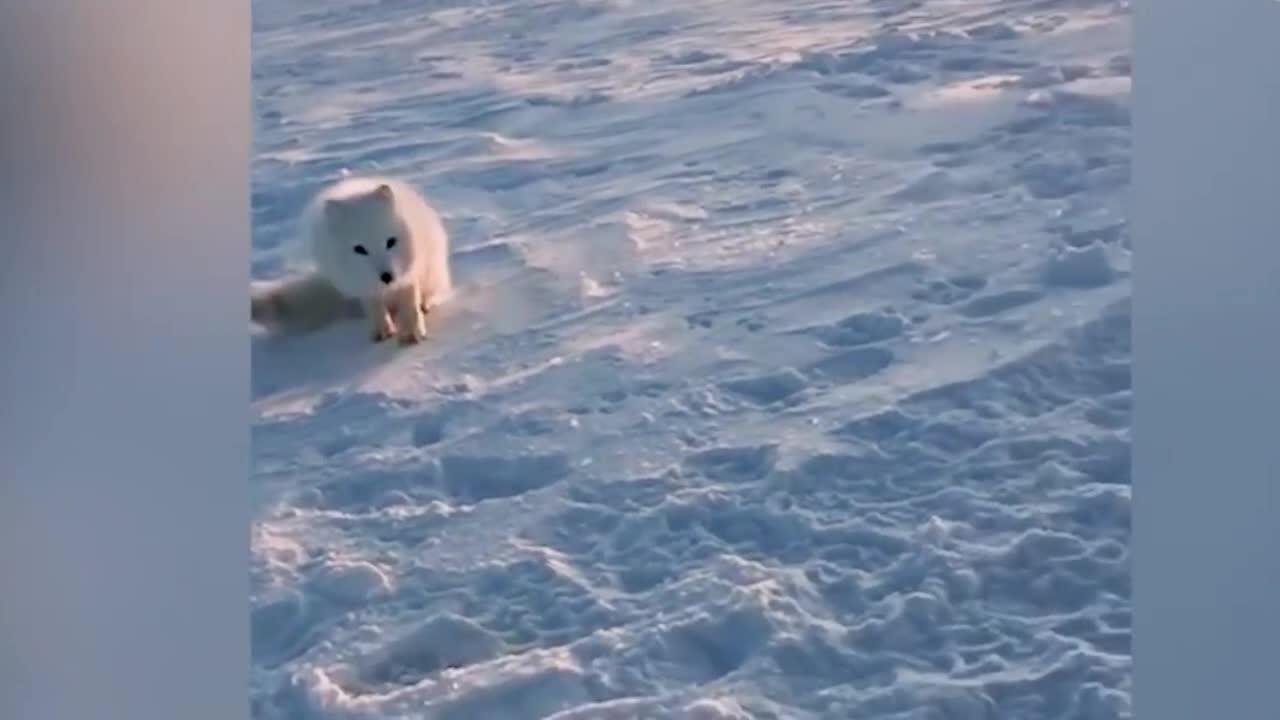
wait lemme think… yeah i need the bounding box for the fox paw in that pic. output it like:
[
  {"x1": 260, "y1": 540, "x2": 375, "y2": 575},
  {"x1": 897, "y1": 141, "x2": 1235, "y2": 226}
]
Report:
[{"x1": 397, "y1": 322, "x2": 426, "y2": 346}]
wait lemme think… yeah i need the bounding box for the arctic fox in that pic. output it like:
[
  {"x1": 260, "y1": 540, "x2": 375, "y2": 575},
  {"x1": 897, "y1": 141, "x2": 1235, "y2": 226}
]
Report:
[{"x1": 251, "y1": 176, "x2": 452, "y2": 345}]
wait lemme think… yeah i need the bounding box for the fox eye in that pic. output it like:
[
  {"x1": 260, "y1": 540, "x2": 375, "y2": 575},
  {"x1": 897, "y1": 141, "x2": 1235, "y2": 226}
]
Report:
[
  {"x1": 386, "y1": 236, "x2": 397, "y2": 249},
  {"x1": 353, "y1": 245, "x2": 368, "y2": 255}
]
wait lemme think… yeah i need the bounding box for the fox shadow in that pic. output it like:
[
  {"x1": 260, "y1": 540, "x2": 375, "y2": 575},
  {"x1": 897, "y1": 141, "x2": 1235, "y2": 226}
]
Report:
[
  {"x1": 249, "y1": 303, "x2": 464, "y2": 403},
  {"x1": 248, "y1": 281, "x2": 535, "y2": 405}
]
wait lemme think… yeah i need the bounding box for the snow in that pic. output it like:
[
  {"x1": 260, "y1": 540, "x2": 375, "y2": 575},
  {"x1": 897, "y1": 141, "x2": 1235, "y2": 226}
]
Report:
[{"x1": 250, "y1": 0, "x2": 1132, "y2": 717}]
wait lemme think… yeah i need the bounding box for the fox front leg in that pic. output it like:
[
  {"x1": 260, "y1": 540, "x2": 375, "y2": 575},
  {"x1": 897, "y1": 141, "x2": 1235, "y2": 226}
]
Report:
[
  {"x1": 364, "y1": 296, "x2": 395, "y2": 343},
  {"x1": 392, "y1": 284, "x2": 427, "y2": 346}
]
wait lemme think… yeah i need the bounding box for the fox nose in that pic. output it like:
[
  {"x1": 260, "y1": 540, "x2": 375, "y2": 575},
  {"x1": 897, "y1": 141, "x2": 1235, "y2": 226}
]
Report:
[{"x1": 379, "y1": 272, "x2": 393, "y2": 285}]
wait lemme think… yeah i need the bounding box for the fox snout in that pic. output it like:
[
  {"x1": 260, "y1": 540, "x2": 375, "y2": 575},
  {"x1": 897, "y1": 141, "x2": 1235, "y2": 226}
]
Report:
[{"x1": 379, "y1": 271, "x2": 393, "y2": 285}]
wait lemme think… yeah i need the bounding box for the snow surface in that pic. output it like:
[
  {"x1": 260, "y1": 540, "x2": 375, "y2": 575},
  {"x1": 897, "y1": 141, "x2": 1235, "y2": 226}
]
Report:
[{"x1": 251, "y1": 1, "x2": 1132, "y2": 717}]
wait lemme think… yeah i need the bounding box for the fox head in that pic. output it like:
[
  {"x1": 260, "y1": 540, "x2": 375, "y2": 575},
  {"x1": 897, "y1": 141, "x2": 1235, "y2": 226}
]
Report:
[{"x1": 322, "y1": 183, "x2": 415, "y2": 292}]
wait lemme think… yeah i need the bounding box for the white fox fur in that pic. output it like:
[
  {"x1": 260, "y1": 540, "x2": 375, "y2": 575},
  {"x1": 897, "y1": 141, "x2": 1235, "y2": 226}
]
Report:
[{"x1": 251, "y1": 176, "x2": 452, "y2": 344}]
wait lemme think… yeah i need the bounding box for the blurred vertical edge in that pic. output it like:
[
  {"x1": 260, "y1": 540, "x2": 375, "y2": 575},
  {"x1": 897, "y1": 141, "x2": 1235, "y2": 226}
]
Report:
[{"x1": 0, "y1": 2, "x2": 251, "y2": 719}]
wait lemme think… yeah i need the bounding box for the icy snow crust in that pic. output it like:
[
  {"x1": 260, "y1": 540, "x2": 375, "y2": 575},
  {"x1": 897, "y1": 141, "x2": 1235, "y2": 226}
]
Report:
[{"x1": 251, "y1": 1, "x2": 1131, "y2": 717}]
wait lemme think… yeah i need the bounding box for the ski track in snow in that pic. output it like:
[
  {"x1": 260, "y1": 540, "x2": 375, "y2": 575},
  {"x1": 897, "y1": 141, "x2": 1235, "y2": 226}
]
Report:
[{"x1": 251, "y1": 0, "x2": 1132, "y2": 717}]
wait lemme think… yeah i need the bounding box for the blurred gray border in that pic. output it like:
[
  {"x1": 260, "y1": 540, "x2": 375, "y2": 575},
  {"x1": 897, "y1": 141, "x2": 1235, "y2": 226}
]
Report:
[
  {"x1": 0, "y1": 2, "x2": 250, "y2": 719},
  {"x1": 1134, "y1": 0, "x2": 1280, "y2": 717}
]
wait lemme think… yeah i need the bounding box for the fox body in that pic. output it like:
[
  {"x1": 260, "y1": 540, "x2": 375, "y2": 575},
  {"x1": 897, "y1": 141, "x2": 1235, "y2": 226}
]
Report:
[{"x1": 251, "y1": 176, "x2": 452, "y2": 344}]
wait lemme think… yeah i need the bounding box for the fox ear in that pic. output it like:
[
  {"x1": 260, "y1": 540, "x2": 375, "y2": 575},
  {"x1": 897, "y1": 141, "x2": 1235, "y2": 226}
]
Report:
[
  {"x1": 374, "y1": 183, "x2": 394, "y2": 202},
  {"x1": 323, "y1": 198, "x2": 344, "y2": 220}
]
